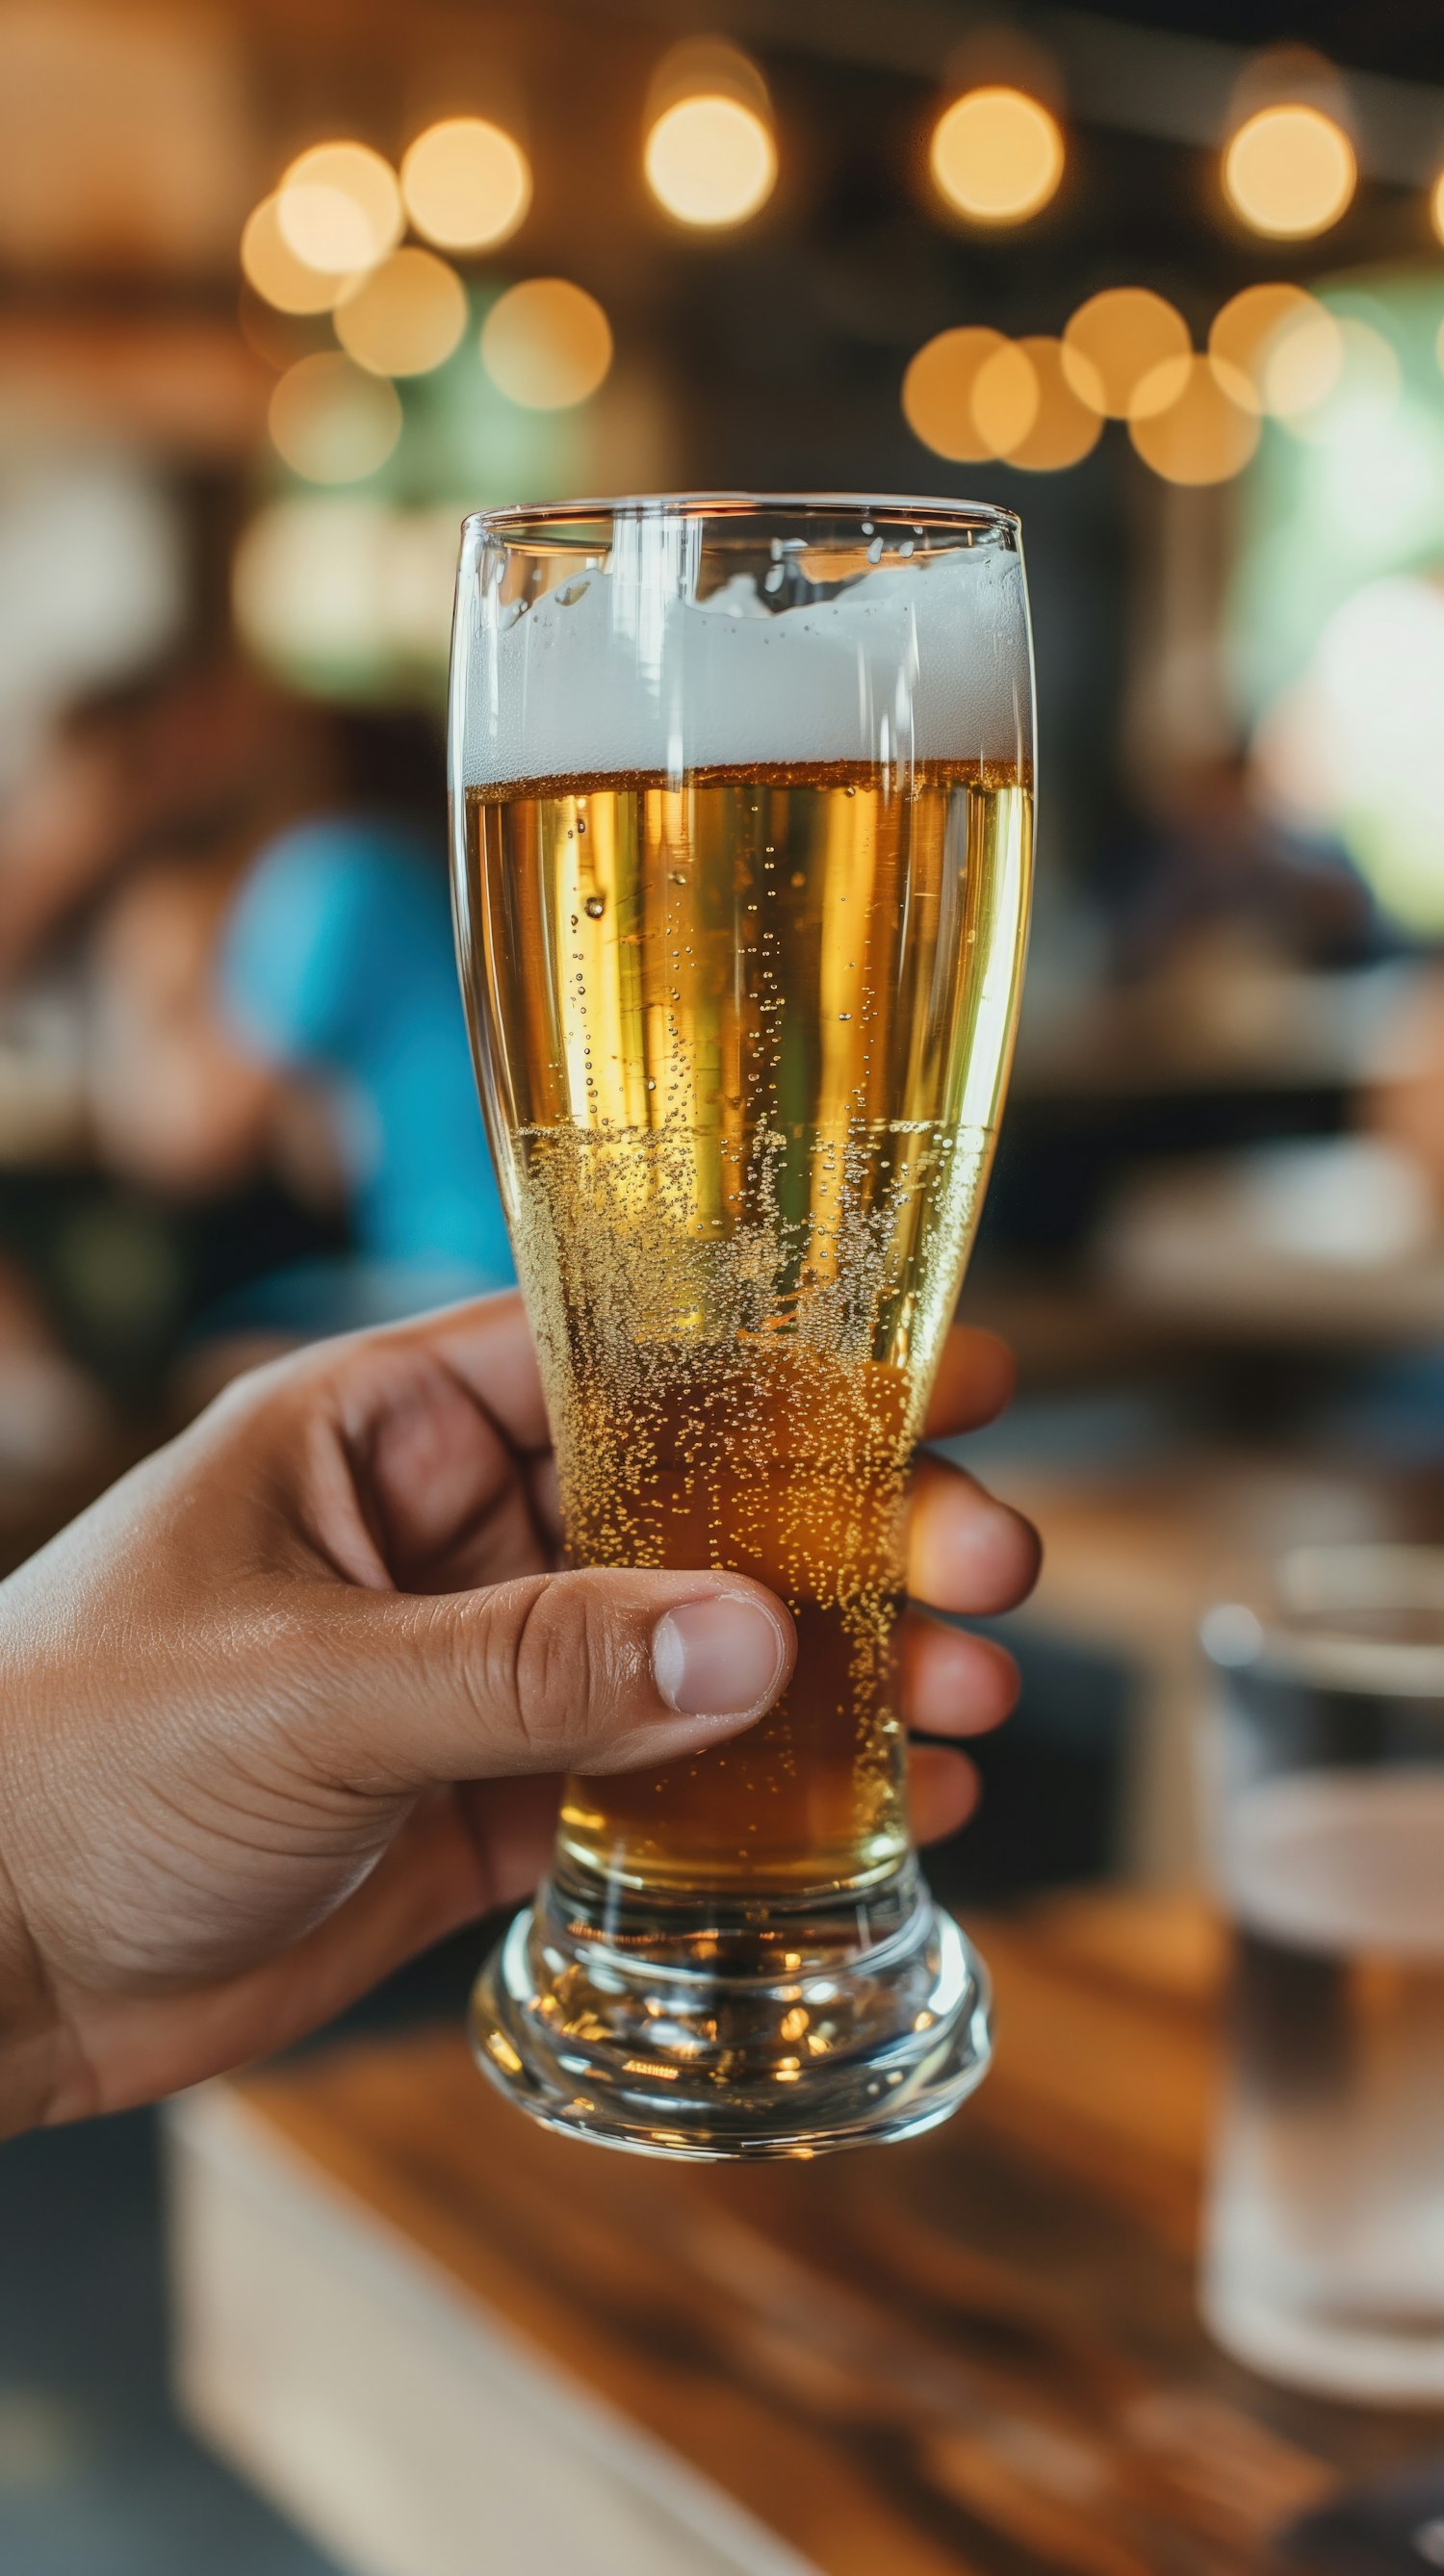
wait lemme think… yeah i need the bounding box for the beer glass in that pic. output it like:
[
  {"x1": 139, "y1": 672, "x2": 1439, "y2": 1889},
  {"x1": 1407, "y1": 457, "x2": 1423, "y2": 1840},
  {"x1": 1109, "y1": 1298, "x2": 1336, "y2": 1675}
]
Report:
[{"x1": 449, "y1": 495, "x2": 1034, "y2": 2156}]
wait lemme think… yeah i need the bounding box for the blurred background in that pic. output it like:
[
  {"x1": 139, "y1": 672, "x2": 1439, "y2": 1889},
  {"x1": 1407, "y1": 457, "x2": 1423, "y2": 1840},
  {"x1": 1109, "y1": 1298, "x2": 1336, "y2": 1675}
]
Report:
[{"x1": 2, "y1": 1, "x2": 1444, "y2": 2566}]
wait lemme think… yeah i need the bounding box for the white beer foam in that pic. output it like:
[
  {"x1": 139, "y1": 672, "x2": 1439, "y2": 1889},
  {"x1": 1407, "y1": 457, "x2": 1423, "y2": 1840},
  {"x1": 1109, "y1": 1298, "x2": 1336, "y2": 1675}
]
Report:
[{"x1": 462, "y1": 547, "x2": 1031, "y2": 787}]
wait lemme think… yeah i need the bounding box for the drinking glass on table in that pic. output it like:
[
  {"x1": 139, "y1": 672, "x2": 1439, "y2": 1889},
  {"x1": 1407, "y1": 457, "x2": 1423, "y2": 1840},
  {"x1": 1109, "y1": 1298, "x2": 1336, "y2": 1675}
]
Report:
[{"x1": 1201, "y1": 1546, "x2": 1444, "y2": 2400}]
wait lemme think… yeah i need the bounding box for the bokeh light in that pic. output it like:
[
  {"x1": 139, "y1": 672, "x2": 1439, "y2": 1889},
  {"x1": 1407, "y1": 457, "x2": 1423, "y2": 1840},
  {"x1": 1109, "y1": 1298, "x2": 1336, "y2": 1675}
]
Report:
[
  {"x1": 644, "y1": 94, "x2": 777, "y2": 227},
  {"x1": 1257, "y1": 299, "x2": 1345, "y2": 419},
  {"x1": 999, "y1": 336, "x2": 1104, "y2": 470},
  {"x1": 1062, "y1": 290, "x2": 1189, "y2": 418},
  {"x1": 1128, "y1": 354, "x2": 1260, "y2": 483},
  {"x1": 400, "y1": 117, "x2": 531, "y2": 251},
  {"x1": 1278, "y1": 316, "x2": 1401, "y2": 444},
  {"x1": 1209, "y1": 283, "x2": 1315, "y2": 401},
  {"x1": 902, "y1": 326, "x2": 1007, "y2": 460},
  {"x1": 241, "y1": 197, "x2": 347, "y2": 316},
  {"x1": 971, "y1": 342, "x2": 1040, "y2": 456},
  {"x1": 334, "y1": 247, "x2": 468, "y2": 377},
  {"x1": 234, "y1": 499, "x2": 460, "y2": 682},
  {"x1": 275, "y1": 142, "x2": 402, "y2": 275},
  {"x1": 930, "y1": 87, "x2": 1064, "y2": 224},
  {"x1": 1254, "y1": 576, "x2": 1444, "y2": 932},
  {"x1": 268, "y1": 352, "x2": 402, "y2": 482},
  {"x1": 480, "y1": 278, "x2": 613, "y2": 408},
  {"x1": 1223, "y1": 104, "x2": 1355, "y2": 240}
]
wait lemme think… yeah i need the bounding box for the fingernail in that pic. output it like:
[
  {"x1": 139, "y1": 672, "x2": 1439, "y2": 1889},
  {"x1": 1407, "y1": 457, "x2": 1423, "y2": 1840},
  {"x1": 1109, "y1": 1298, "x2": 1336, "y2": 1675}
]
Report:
[{"x1": 653, "y1": 1593, "x2": 787, "y2": 1719}]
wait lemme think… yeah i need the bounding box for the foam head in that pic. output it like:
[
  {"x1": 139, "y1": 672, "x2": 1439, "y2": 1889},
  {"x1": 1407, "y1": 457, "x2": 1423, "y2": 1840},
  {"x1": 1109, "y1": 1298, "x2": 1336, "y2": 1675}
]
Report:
[{"x1": 458, "y1": 522, "x2": 1032, "y2": 787}]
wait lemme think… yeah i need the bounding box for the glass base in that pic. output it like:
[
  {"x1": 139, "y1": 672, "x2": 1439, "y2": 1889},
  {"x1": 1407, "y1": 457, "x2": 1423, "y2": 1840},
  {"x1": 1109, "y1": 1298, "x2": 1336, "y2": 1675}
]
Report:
[
  {"x1": 1204, "y1": 2272, "x2": 1444, "y2": 2406},
  {"x1": 469, "y1": 1855, "x2": 992, "y2": 2160}
]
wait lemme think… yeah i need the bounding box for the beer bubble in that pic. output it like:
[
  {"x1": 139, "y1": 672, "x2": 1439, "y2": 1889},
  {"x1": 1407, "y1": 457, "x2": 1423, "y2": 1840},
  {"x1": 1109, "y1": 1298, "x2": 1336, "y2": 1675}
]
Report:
[
  {"x1": 577, "y1": 817, "x2": 587, "y2": 833},
  {"x1": 790, "y1": 870, "x2": 805, "y2": 887},
  {"x1": 584, "y1": 892, "x2": 606, "y2": 917},
  {"x1": 669, "y1": 868, "x2": 687, "y2": 884}
]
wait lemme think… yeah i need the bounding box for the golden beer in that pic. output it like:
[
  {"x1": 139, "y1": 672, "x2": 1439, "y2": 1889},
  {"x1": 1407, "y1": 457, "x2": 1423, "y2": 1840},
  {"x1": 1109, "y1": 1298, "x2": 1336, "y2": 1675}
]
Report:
[
  {"x1": 459, "y1": 760, "x2": 1031, "y2": 1893},
  {"x1": 452, "y1": 497, "x2": 1035, "y2": 2155}
]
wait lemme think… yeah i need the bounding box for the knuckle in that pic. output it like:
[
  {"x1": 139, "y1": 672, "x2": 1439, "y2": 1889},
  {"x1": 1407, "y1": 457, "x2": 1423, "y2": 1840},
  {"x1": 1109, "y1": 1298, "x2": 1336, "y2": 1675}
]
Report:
[{"x1": 488, "y1": 1575, "x2": 626, "y2": 1765}]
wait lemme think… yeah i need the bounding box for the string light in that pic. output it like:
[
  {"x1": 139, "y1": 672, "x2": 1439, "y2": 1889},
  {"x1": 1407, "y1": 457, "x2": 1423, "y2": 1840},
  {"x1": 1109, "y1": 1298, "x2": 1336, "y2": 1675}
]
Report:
[
  {"x1": 902, "y1": 327, "x2": 1008, "y2": 460},
  {"x1": 971, "y1": 343, "x2": 1040, "y2": 455},
  {"x1": 275, "y1": 142, "x2": 402, "y2": 275},
  {"x1": 1062, "y1": 290, "x2": 1188, "y2": 418},
  {"x1": 268, "y1": 353, "x2": 402, "y2": 483},
  {"x1": 930, "y1": 87, "x2": 1064, "y2": 224},
  {"x1": 241, "y1": 197, "x2": 347, "y2": 316},
  {"x1": 480, "y1": 279, "x2": 613, "y2": 408},
  {"x1": 1209, "y1": 283, "x2": 1316, "y2": 400},
  {"x1": 1223, "y1": 104, "x2": 1355, "y2": 239},
  {"x1": 1255, "y1": 301, "x2": 1345, "y2": 421},
  {"x1": 1128, "y1": 354, "x2": 1259, "y2": 483},
  {"x1": 400, "y1": 118, "x2": 531, "y2": 251},
  {"x1": 997, "y1": 336, "x2": 1104, "y2": 470},
  {"x1": 1277, "y1": 317, "x2": 1400, "y2": 444},
  {"x1": 334, "y1": 248, "x2": 468, "y2": 377},
  {"x1": 645, "y1": 93, "x2": 776, "y2": 226}
]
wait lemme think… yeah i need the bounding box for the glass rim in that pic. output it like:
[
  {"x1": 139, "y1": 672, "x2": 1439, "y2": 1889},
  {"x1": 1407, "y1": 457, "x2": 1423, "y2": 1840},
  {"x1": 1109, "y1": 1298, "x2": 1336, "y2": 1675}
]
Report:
[
  {"x1": 1202, "y1": 1545, "x2": 1444, "y2": 1697},
  {"x1": 460, "y1": 490, "x2": 1021, "y2": 541}
]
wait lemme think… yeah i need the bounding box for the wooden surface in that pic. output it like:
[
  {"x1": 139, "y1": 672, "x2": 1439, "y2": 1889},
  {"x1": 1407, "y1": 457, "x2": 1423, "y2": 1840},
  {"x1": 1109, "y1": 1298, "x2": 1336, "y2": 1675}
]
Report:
[{"x1": 175, "y1": 1894, "x2": 1444, "y2": 2576}]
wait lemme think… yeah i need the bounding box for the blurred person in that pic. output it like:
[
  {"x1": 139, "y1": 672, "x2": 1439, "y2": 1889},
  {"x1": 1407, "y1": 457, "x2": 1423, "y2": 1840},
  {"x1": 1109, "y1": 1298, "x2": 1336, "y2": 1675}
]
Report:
[
  {"x1": 1103, "y1": 748, "x2": 1380, "y2": 980},
  {"x1": 0, "y1": 659, "x2": 322, "y2": 987},
  {"x1": 57, "y1": 681, "x2": 512, "y2": 1343},
  {"x1": 214, "y1": 791, "x2": 514, "y2": 1333},
  {"x1": 0, "y1": 1294, "x2": 1036, "y2": 2137}
]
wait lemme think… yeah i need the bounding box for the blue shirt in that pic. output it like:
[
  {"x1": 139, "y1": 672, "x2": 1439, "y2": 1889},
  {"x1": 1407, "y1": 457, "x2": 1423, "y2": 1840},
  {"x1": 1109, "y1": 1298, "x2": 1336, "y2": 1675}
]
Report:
[{"x1": 220, "y1": 816, "x2": 514, "y2": 1289}]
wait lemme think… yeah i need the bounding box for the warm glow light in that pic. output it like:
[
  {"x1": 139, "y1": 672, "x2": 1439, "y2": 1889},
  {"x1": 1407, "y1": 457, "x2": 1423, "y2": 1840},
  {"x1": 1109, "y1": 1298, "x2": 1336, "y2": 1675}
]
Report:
[
  {"x1": 1062, "y1": 289, "x2": 1189, "y2": 418},
  {"x1": 241, "y1": 197, "x2": 346, "y2": 315},
  {"x1": 972, "y1": 342, "x2": 1040, "y2": 455},
  {"x1": 480, "y1": 278, "x2": 613, "y2": 408},
  {"x1": 644, "y1": 94, "x2": 776, "y2": 226},
  {"x1": 276, "y1": 142, "x2": 402, "y2": 275},
  {"x1": 930, "y1": 87, "x2": 1064, "y2": 223},
  {"x1": 999, "y1": 336, "x2": 1104, "y2": 470},
  {"x1": 334, "y1": 248, "x2": 468, "y2": 377},
  {"x1": 1259, "y1": 300, "x2": 1345, "y2": 419},
  {"x1": 234, "y1": 499, "x2": 459, "y2": 679},
  {"x1": 1278, "y1": 317, "x2": 1401, "y2": 444},
  {"x1": 400, "y1": 117, "x2": 531, "y2": 251},
  {"x1": 1223, "y1": 105, "x2": 1355, "y2": 240},
  {"x1": 268, "y1": 352, "x2": 402, "y2": 482},
  {"x1": 902, "y1": 326, "x2": 1007, "y2": 460},
  {"x1": 1128, "y1": 354, "x2": 1260, "y2": 483},
  {"x1": 1209, "y1": 282, "x2": 1315, "y2": 400}
]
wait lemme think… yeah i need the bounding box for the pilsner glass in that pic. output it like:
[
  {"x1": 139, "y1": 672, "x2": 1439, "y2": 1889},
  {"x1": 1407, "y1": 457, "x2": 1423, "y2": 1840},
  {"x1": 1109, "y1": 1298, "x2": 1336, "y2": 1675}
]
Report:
[{"x1": 450, "y1": 494, "x2": 1034, "y2": 2157}]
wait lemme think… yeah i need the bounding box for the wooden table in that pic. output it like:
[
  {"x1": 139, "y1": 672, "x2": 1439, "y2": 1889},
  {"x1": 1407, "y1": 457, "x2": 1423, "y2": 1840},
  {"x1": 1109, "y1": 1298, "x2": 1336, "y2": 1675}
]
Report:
[{"x1": 168, "y1": 1895, "x2": 1444, "y2": 2576}]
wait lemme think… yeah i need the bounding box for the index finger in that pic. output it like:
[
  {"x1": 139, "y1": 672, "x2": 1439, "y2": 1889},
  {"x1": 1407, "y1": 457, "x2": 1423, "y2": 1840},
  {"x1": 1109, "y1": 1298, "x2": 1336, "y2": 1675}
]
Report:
[{"x1": 924, "y1": 1325, "x2": 1017, "y2": 1441}]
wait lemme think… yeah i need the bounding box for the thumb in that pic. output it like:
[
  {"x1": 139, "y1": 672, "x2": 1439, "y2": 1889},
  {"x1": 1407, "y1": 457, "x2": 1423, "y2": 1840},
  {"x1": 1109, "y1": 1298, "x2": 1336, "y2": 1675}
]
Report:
[{"x1": 313, "y1": 1568, "x2": 796, "y2": 1791}]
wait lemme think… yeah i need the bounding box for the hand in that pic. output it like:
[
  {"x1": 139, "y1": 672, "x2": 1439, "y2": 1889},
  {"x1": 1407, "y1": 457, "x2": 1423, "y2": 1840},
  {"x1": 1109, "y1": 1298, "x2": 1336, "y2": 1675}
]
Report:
[{"x1": 0, "y1": 1295, "x2": 1038, "y2": 2135}]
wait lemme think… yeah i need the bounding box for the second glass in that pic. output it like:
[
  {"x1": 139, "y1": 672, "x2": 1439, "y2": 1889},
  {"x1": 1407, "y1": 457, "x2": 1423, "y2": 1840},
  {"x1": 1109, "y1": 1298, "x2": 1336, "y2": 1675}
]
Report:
[{"x1": 450, "y1": 494, "x2": 1034, "y2": 2156}]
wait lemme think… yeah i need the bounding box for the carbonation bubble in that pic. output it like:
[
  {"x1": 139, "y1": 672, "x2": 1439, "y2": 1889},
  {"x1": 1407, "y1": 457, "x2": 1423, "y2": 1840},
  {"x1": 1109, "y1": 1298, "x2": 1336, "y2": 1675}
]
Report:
[{"x1": 584, "y1": 893, "x2": 606, "y2": 918}]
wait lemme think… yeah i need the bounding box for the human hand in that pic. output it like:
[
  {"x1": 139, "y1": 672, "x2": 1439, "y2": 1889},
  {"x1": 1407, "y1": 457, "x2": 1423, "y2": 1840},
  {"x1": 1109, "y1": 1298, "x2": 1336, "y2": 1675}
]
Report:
[{"x1": 0, "y1": 1295, "x2": 1037, "y2": 2135}]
